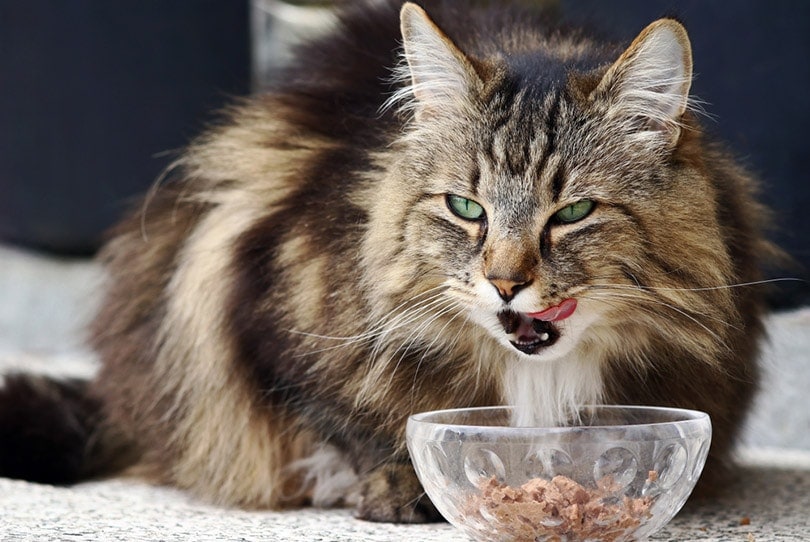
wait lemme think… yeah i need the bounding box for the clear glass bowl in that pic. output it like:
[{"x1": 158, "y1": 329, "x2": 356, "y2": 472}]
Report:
[{"x1": 406, "y1": 405, "x2": 711, "y2": 542}]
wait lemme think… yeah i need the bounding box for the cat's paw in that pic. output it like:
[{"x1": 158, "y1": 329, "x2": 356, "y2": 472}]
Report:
[{"x1": 353, "y1": 463, "x2": 442, "y2": 523}]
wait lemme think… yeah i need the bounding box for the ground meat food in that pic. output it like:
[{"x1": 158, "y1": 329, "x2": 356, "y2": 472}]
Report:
[{"x1": 465, "y1": 474, "x2": 654, "y2": 542}]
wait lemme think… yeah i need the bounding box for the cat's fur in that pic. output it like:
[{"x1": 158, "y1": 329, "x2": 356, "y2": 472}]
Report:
[{"x1": 0, "y1": 0, "x2": 775, "y2": 522}]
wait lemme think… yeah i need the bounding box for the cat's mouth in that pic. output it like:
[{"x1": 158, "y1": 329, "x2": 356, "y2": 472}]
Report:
[
  {"x1": 496, "y1": 299, "x2": 577, "y2": 355},
  {"x1": 497, "y1": 310, "x2": 561, "y2": 354}
]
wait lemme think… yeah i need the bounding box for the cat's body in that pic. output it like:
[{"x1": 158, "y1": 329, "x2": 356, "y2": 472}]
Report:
[{"x1": 0, "y1": 0, "x2": 774, "y2": 522}]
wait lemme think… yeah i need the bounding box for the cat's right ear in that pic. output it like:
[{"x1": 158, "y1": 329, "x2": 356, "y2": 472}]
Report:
[{"x1": 394, "y1": 2, "x2": 481, "y2": 122}]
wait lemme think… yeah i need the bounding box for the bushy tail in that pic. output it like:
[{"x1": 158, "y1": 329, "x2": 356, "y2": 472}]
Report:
[{"x1": 0, "y1": 374, "x2": 127, "y2": 485}]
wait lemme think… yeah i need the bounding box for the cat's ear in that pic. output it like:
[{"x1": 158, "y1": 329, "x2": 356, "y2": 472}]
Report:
[
  {"x1": 396, "y1": 2, "x2": 481, "y2": 121},
  {"x1": 594, "y1": 19, "x2": 693, "y2": 146}
]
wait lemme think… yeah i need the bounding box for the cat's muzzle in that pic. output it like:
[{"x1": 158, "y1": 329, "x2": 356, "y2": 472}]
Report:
[{"x1": 497, "y1": 310, "x2": 561, "y2": 355}]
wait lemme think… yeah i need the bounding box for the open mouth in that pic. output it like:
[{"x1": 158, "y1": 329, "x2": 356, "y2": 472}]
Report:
[
  {"x1": 496, "y1": 299, "x2": 577, "y2": 355},
  {"x1": 497, "y1": 310, "x2": 561, "y2": 354}
]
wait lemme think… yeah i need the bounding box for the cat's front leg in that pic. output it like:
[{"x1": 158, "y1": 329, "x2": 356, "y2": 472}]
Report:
[{"x1": 354, "y1": 462, "x2": 442, "y2": 523}]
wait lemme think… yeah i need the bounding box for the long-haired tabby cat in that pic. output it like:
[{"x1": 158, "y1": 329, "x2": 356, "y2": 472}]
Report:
[{"x1": 0, "y1": 0, "x2": 775, "y2": 523}]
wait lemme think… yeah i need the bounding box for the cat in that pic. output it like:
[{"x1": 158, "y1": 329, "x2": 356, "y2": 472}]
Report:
[{"x1": 0, "y1": 0, "x2": 776, "y2": 523}]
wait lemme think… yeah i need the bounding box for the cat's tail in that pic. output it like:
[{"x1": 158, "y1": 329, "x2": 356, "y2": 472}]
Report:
[{"x1": 0, "y1": 373, "x2": 132, "y2": 484}]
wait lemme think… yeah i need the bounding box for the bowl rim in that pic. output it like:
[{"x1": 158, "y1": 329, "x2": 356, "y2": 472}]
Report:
[{"x1": 407, "y1": 404, "x2": 710, "y2": 433}]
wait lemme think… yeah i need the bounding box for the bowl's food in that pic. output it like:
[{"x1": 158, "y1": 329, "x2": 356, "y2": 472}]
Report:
[
  {"x1": 467, "y1": 472, "x2": 654, "y2": 541},
  {"x1": 407, "y1": 406, "x2": 711, "y2": 542}
]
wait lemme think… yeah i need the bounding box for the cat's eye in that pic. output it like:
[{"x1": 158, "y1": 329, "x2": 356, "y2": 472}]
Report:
[
  {"x1": 554, "y1": 200, "x2": 594, "y2": 223},
  {"x1": 447, "y1": 194, "x2": 485, "y2": 221}
]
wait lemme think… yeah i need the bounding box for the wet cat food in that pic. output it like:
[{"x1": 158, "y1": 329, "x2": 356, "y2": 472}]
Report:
[{"x1": 465, "y1": 474, "x2": 654, "y2": 542}]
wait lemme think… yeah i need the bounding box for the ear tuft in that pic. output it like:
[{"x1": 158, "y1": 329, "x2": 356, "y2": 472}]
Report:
[
  {"x1": 595, "y1": 19, "x2": 693, "y2": 145},
  {"x1": 384, "y1": 2, "x2": 480, "y2": 121}
]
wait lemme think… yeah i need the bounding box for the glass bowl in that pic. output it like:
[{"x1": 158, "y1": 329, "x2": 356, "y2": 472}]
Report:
[{"x1": 406, "y1": 405, "x2": 711, "y2": 542}]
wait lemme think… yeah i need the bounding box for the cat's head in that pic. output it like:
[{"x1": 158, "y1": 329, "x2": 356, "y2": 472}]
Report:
[{"x1": 364, "y1": 3, "x2": 735, "y2": 365}]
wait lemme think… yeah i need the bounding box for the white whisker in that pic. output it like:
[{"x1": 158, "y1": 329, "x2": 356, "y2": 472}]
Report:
[
  {"x1": 586, "y1": 290, "x2": 730, "y2": 346},
  {"x1": 409, "y1": 303, "x2": 468, "y2": 406},
  {"x1": 384, "y1": 299, "x2": 462, "y2": 392},
  {"x1": 590, "y1": 277, "x2": 802, "y2": 293},
  {"x1": 287, "y1": 286, "x2": 451, "y2": 357}
]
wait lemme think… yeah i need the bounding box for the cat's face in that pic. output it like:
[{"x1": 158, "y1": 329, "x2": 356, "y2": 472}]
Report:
[
  {"x1": 366, "y1": 5, "x2": 732, "y2": 364},
  {"x1": 396, "y1": 92, "x2": 637, "y2": 362}
]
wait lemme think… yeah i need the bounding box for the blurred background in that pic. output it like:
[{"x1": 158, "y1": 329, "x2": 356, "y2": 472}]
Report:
[{"x1": 0, "y1": 0, "x2": 807, "y2": 307}]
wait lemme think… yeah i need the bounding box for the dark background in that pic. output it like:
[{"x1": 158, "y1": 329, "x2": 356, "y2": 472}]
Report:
[
  {"x1": 0, "y1": 1, "x2": 807, "y2": 306},
  {"x1": 0, "y1": 1, "x2": 251, "y2": 254}
]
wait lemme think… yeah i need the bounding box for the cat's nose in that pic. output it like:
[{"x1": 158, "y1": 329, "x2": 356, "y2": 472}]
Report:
[{"x1": 488, "y1": 276, "x2": 532, "y2": 303}]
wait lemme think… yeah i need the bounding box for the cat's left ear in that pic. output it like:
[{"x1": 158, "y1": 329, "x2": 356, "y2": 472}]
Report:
[
  {"x1": 594, "y1": 19, "x2": 693, "y2": 147},
  {"x1": 396, "y1": 2, "x2": 482, "y2": 122}
]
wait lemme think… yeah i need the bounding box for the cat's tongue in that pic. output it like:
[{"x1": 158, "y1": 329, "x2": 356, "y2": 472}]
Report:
[{"x1": 527, "y1": 298, "x2": 578, "y2": 322}]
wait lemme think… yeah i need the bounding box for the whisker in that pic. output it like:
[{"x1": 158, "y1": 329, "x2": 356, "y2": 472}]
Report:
[
  {"x1": 586, "y1": 279, "x2": 749, "y2": 332},
  {"x1": 408, "y1": 301, "x2": 466, "y2": 386},
  {"x1": 589, "y1": 276, "x2": 803, "y2": 293},
  {"x1": 288, "y1": 288, "x2": 452, "y2": 357},
  {"x1": 351, "y1": 289, "x2": 469, "y2": 397},
  {"x1": 365, "y1": 293, "x2": 455, "y2": 364},
  {"x1": 411, "y1": 308, "x2": 472, "y2": 405},
  {"x1": 586, "y1": 290, "x2": 731, "y2": 344},
  {"x1": 384, "y1": 299, "x2": 462, "y2": 391},
  {"x1": 286, "y1": 285, "x2": 449, "y2": 342}
]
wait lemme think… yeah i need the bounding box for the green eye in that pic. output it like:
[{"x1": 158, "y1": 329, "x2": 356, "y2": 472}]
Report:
[
  {"x1": 447, "y1": 194, "x2": 485, "y2": 221},
  {"x1": 554, "y1": 199, "x2": 594, "y2": 223}
]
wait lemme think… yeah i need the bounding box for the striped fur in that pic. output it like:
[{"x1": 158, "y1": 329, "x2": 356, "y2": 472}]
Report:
[{"x1": 2, "y1": 0, "x2": 775, "y2": 522}]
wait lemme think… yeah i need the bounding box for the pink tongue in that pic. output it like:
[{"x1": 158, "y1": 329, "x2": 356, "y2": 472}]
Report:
[{"x1": 527, "y1": 298, "x2": 578, "y2": 322}]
